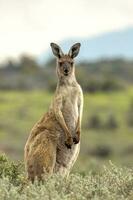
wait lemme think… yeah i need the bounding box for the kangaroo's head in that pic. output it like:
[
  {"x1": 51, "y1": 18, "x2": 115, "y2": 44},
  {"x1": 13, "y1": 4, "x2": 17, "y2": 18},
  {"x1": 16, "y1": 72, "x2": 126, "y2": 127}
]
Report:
[{"x1": 50, "y1": 43, "x2": 81, "y2": 78}]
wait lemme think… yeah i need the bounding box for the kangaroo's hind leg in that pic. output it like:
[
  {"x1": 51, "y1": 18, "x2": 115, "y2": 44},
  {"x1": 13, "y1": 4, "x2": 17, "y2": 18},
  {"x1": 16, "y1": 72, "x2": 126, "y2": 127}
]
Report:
[{"x1": 25, "y1": 130, "x2": 57, "y2": 182}]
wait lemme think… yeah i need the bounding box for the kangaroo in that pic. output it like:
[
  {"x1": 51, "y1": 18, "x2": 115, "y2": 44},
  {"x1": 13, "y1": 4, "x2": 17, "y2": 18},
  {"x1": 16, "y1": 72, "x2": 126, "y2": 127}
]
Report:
[{"x1": 24, "y1": 43, "x2": 83, "y2": 182}]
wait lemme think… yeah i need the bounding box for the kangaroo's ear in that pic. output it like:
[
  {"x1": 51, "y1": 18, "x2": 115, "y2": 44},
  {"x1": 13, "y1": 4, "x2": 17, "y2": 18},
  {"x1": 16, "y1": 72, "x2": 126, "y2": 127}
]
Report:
[
  {"x1": 68, "y1": 43, "x2": 81, "y2": 58},
  {"x1": 50, "y1": 43, "x2": 64, "y2": 58}
]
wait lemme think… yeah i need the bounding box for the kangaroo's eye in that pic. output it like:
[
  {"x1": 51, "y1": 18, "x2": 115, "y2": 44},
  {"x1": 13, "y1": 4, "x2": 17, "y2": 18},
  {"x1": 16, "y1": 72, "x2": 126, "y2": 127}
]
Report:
[{"x1": 59, "y1": 62, "x2": 63, "y2": 66}]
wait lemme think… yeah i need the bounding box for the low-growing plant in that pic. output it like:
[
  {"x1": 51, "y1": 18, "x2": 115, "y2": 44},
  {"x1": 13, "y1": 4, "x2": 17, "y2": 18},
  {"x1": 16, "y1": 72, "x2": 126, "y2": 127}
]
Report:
[
  {"x1": 86, "y1": 113, "x2": 118, "y2": 130},
  {"x1": 126, "y1": 99, "x2": 133, "y2": 127},
  {"x1": 104, "y1": 114, "x2": 118, "y2": 129},
  {"x1": 1, "y1": 154, "x2": 133, "y2": 199},
  {"x1": 87, "y1": 114, "x2": 102, "y2": 129},
  {"x1": 0, "y1": 154, "x2": 24, "y2": 186},
  {"x1": 88, "y1": 145, "x2": 112, "y2": 158}
]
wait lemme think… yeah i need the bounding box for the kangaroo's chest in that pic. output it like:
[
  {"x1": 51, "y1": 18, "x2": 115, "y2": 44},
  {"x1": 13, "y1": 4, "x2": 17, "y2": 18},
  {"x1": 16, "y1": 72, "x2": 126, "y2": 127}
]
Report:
[
  {"x1": 63, "y1": 87, "x2": 78, "y2": 108},
  {"x1": 62, "y1": 86, "x2": 79, "y2": 132}
]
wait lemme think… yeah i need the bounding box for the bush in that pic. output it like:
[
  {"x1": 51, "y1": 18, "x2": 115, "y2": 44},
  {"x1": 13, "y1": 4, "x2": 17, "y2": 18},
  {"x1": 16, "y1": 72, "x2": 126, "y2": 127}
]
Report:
[
  {"x1": 126, "y1": 100, "x2": 133, "y2": 127},
  {"x1": 0, "y1": 155, "x2": 133, "y2": 200},
  {"x1": 87, "y1": 114, "x2": 102, "y2": 129},
  {"x1": 104, "y1": 114, "x2": 118, "y2": 129},
  {"x1": 88, "y1": 145, "x2": 112, "y2": 158},
  {"x1": 87, "y1": 113, "x2": 118, "y2": 130},
  {"x1": 0, "y1": 154, "x2": 24, "y2": 186}
]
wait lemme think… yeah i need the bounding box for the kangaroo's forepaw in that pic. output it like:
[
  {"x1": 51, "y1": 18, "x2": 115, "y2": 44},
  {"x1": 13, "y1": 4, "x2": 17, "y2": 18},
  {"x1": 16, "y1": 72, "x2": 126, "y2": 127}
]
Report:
[
  {"x1": 65, "y1": 137, "x2": 73, "y2": 149},
  {"x1": 73, "y1": 135, "x2": 80, "y2": 144}
]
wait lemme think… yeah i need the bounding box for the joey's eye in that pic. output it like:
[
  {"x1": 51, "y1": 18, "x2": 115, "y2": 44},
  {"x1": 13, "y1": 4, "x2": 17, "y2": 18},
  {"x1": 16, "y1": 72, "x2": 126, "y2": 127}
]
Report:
[{"x1": 70, "y1": 62, "x2": 73, "y2": 65}]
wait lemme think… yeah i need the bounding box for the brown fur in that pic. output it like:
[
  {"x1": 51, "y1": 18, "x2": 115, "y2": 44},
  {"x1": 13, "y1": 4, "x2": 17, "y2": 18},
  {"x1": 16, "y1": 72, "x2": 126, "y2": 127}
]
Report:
[{"x1": 24, "y1": 43, "x2": 83, "y2": 181}]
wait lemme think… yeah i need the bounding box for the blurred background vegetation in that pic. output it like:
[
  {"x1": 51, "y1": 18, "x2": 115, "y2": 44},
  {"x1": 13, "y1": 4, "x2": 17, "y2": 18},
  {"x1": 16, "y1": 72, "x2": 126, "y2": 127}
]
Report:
[{"x1": 0, "y1": 56, "x2": 133, "y2": 174}]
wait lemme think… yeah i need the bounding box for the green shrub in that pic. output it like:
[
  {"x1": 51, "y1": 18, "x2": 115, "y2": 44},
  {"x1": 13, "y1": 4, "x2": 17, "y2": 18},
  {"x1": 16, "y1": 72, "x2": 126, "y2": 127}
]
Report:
[
  {"x1": 88, "y1": 145, "x2": 112, "y2": 158},
  {"x1": 104, "y1": 114, "x2": 118, "y2": 129},
  {"x1": 0, "y1": 154, "x2": 24, "y2": 186},
  {"x1": 87, "y1": 114, "x2": 102, "y2": 129},
  {"x1": 1, "y1": 154, "x2": 133, "y2": 199},
  {"x1": 126, "y1": 100, "x2": 133, "y2": 127}
]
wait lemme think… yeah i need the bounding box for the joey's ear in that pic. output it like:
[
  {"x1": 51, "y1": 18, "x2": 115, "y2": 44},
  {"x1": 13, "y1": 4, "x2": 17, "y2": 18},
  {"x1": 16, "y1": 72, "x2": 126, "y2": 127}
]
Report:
[
  {"x1": 50, "y1": 43, "x2": 64, "y2": 58},
  {"x1": 68, "y1": 43, "x2": 81, "y2": 58}
]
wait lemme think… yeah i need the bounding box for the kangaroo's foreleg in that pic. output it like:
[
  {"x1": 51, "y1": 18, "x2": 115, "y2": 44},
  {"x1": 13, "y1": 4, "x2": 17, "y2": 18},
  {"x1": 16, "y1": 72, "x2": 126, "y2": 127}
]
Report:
[
  {"x1": 73, "y1": 93, "x2": 83, "y2": 144},
  {"x1": 54, "y1": 95, "x2": 73, "y2": 148},
  {"x1": 73, "y1": 116, "x2": 80, "y2": 144}
]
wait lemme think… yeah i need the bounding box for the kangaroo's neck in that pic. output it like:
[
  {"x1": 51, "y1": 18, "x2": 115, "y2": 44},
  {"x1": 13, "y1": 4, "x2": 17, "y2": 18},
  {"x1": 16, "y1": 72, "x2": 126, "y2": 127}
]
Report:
[{"x1": 57, "y1": 74, "x2": 77, "y2": 87}]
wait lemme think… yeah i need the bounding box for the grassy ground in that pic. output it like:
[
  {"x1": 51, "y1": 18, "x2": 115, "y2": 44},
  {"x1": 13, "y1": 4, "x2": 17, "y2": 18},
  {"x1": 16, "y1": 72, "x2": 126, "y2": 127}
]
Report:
[
  {"x1": 0, "y1": 89, "x2": 133, "y2": 174},
  {"x1": 0, "y1": 154, "x2": 133, "y2": 200}
]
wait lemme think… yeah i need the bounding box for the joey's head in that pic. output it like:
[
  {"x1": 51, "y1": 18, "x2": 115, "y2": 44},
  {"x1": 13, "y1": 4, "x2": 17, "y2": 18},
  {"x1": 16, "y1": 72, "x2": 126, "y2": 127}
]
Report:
[{"x1": 50, "y1": 43, "x2": 81, "y2": 78}]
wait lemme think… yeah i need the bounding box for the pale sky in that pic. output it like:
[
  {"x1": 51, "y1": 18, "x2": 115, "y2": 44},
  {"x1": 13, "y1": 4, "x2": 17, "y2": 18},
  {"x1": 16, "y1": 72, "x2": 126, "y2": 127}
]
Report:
[{"x1": 0, "y1": 0, "x2": 133, "y2": 61}]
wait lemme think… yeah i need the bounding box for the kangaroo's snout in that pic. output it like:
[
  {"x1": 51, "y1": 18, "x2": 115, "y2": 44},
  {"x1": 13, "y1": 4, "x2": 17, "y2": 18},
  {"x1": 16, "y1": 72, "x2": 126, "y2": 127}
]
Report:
[
  {"x1": 63, "y1": 63, "x2": 70, "y2": 76},
  {"x1": 64, "y1": 70, "x2": 69, "y2": 76}
]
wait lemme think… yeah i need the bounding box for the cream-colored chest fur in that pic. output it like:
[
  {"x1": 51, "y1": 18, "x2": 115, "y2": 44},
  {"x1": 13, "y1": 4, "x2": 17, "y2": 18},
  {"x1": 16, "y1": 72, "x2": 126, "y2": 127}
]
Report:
[
  {"x1": 61, "y1": 84, "x2": 79, "y2": 134},
  {"x1": 54, "y1": 84, "x2": 81, "y2": 176}
]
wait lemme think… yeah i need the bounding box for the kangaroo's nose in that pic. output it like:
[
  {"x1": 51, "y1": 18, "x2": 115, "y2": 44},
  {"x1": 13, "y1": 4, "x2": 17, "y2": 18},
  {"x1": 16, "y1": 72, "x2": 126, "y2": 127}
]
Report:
[{"x1": 64, "y1": 69, "x2": 68, "y2": 73}]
